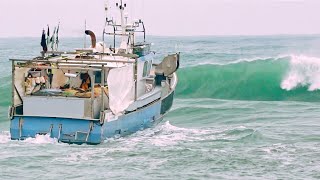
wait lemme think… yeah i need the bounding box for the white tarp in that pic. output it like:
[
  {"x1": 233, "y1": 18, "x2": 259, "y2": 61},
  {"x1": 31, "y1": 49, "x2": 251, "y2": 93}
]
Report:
[{"x1": 107, "y1": 64, "x2": 135, "y2": 115}]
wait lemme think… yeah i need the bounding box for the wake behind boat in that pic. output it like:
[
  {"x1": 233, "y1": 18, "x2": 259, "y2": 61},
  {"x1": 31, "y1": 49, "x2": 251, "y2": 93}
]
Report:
[{"x1": 8, "y1": 0, "x2": 179, "y2": 144}]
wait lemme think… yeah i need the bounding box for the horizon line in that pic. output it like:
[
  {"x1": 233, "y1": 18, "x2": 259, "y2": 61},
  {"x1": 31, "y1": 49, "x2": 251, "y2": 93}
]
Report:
[{"x1": 1, "y1": 33, "x2": 320, "y2": 39}]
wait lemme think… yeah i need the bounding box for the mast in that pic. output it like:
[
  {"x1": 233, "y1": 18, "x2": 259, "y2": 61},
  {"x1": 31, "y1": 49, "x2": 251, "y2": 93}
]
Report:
[
  {"x1": 120, "y1": 0, "x2": 125, "y2": 37},
  {"x1": 117, "y1": 0, "x2": 128, "y2": 47}
]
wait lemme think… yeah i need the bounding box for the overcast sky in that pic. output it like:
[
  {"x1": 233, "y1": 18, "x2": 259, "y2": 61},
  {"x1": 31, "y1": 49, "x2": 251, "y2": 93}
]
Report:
[{"x1": 0, "y1": 0, "x2": 319, "y2": 37}]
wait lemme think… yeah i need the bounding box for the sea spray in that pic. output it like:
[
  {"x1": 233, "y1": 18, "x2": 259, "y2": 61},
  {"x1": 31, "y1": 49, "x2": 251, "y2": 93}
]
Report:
[{"x1": 281, "y1": 55, "x2": 320, "y2": 91}]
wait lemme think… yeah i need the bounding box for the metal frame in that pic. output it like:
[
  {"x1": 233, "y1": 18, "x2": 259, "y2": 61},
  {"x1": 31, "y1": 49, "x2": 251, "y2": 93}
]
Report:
[
  {"x1": 10, "y1": 57, "x2": 139, "y2": 119},
  {"x1": 102, "y1": 0, "x2": 147, "y2": 54},
  {"x1": 11, "y1": 60, "x2": 15, "y2": 108}
]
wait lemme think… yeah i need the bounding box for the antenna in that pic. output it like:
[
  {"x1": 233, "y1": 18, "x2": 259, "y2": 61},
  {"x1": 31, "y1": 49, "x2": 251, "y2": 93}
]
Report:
[
  {"x1": 55, "y1": 21, "x2": 60, "y2": 51},
  {"x1": 116, "y1": 0, "x2": 126, "y2": 41},
  {"x1": 105, "y1": 0, "x2": 109, "y2": 17},
  {"x1": 142, "y1": 0, "x2": 145, "y2": 20},
  {"x1": 84, "y1": 20, "x2": 87, "y2": 48}
]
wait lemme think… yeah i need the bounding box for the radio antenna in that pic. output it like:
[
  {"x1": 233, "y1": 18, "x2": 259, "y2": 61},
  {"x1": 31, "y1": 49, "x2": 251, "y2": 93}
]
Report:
[{"x1": 84, "y1": 19, "x2": 87, "y2": 48}]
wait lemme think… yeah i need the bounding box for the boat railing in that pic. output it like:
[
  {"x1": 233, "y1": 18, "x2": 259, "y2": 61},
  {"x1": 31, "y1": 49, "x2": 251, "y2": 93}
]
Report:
[{"x1": 9, "y1": 57, "x2": 137, "y2": 65}]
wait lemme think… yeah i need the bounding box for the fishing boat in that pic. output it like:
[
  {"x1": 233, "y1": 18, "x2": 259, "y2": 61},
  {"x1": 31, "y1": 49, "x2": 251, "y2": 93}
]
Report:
[{"x1": 8, "y1": 0, "x2": 179, "y2": 144}]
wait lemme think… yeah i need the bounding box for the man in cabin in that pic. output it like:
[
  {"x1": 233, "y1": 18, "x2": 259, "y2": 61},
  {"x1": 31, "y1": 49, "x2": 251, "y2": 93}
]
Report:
[
  {"x1": 80, "y1": 73, "x2": 91, "y2": 91},
  {"x1": 47, "y1": 68, "x2": 53, "y2": 88}
]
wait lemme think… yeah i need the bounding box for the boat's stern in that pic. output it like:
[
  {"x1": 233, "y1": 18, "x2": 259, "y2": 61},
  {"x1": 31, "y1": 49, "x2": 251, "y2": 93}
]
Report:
[{"x1": 10, "y1": 116, "x2": 102, "y2": 145}]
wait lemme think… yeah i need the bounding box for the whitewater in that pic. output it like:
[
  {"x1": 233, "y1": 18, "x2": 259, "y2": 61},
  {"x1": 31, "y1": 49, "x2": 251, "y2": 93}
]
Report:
[{"x1": 1, "y1": 35, "x2": 320, "y2": 179}]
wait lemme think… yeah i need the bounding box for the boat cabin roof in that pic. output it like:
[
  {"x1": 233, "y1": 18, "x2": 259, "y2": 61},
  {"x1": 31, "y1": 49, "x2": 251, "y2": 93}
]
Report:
[{"x1": 10, "y1": 51, "x2": 139, "y2": 70}]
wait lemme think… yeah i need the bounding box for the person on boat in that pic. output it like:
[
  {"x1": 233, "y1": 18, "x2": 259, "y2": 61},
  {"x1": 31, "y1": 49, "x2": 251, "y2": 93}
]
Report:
[
  {"x1": 47, "y1": 68, "x2": 53, "y2": 88},
  {"x1": 80, "y1": 73, "x2": 91, "y2": 91}
]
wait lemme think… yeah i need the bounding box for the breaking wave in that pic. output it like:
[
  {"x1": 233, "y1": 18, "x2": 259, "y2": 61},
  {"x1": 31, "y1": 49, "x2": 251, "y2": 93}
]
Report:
[{"x1": 176, "y1": 55, "x2": 320, "y2": 101}]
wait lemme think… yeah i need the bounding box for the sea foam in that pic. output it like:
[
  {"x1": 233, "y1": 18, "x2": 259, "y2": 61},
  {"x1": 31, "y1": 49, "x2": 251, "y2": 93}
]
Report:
[
  {"x1": 24, "y1": 134, "x2": 58, "y2": 144},
  {"x1": 281, "y1": 55, "x2": 320, "y2": 91},
  {"x1": 0, "y1": 131, "x2": 10, "y2": 144}
]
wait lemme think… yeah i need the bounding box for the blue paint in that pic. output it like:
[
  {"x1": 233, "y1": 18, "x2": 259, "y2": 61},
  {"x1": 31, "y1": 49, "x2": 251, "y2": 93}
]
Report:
[
  {"x1": 10, "y1": 95, "x2": 169, "y2": 145},
  {"x1": 103, "y1": 101, "x2": 161, "y2": 138},
  {"x1": 10, "y1": 116, "x2": 102, "y2": 144}
]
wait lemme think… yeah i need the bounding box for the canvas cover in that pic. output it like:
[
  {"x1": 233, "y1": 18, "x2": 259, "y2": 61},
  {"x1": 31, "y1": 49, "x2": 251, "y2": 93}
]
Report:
[{"x1": 107, "y1": 64, "x2": 135, "y2": 115}]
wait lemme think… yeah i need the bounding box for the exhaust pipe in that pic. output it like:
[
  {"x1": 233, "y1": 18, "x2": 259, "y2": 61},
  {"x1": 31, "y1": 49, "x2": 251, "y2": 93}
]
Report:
[{"x1": 85, "y1": 30, "x2": 96, "y2": 48}]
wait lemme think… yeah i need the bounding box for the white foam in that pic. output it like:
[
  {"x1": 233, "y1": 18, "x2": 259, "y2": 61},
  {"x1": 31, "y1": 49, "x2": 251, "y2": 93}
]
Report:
[
  {"x1": 126, "y1": 121, "x2": 191, "y2": 147},
  {"x1": 0, "y1": 132, "x2": 60, "y2": 145},
  {"x1": 0, "y1": 131, "x2": 10, "y2": 144},
  {"x1": 281, "y1": 55, "x2": 320, "y2": 91},
  {"x1": 24, "y1": 134, "x2": 58, "y2": 144},
  {"x1": 127, "y1": 121, "x2": 223, "y2": 147},
  {"x1": 103, "y1": 122, "x2": 254, "y2": 148},
  {"x1": 235, "y1": 126, "x2": 247, "y2": 130}
]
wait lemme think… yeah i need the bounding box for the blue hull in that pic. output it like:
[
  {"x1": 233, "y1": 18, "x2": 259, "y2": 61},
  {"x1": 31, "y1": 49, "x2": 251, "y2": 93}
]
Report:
[{"x1": 10, "y1": 92, "x2": 174, "y2": 144}]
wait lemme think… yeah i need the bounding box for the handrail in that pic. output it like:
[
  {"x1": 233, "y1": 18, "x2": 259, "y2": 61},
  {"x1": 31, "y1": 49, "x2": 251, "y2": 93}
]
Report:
[{"x1": 10, "y1": 58, "x2": 136, "y2": 64}]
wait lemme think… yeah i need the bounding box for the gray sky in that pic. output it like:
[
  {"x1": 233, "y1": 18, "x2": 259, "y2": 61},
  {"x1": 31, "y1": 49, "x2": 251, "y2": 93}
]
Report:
[{"x1": 0, "y1": 0, "x2": 320, "y2": 37}]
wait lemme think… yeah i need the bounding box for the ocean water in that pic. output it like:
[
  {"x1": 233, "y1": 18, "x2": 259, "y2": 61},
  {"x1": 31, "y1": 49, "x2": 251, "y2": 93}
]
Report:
[{"x1": 1, "y1": 35, "x2": 320, "y2": 179}]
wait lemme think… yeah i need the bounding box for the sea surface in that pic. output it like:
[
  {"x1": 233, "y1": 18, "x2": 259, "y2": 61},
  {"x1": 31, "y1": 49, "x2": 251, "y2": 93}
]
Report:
[{"x1": 1, "y1": 35, "x2": 320, "y2": 179}]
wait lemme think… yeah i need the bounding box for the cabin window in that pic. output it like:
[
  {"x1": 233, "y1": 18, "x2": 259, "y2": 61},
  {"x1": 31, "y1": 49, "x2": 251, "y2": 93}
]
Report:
[
  {"x1": 143, "y1": 61, "x2": 148, "y2": 77},
  {"x1": 147, "y1": 61, "x2": 152, "y2": 75},
  {"x1": 94, "y1": 71, "x2": 102, "y2": 84}
]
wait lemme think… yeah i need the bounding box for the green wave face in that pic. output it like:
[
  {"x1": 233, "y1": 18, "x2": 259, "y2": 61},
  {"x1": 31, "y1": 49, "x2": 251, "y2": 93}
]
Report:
[{"x1": 176, "y1": 57, "x2": 320, "y2": 101}]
